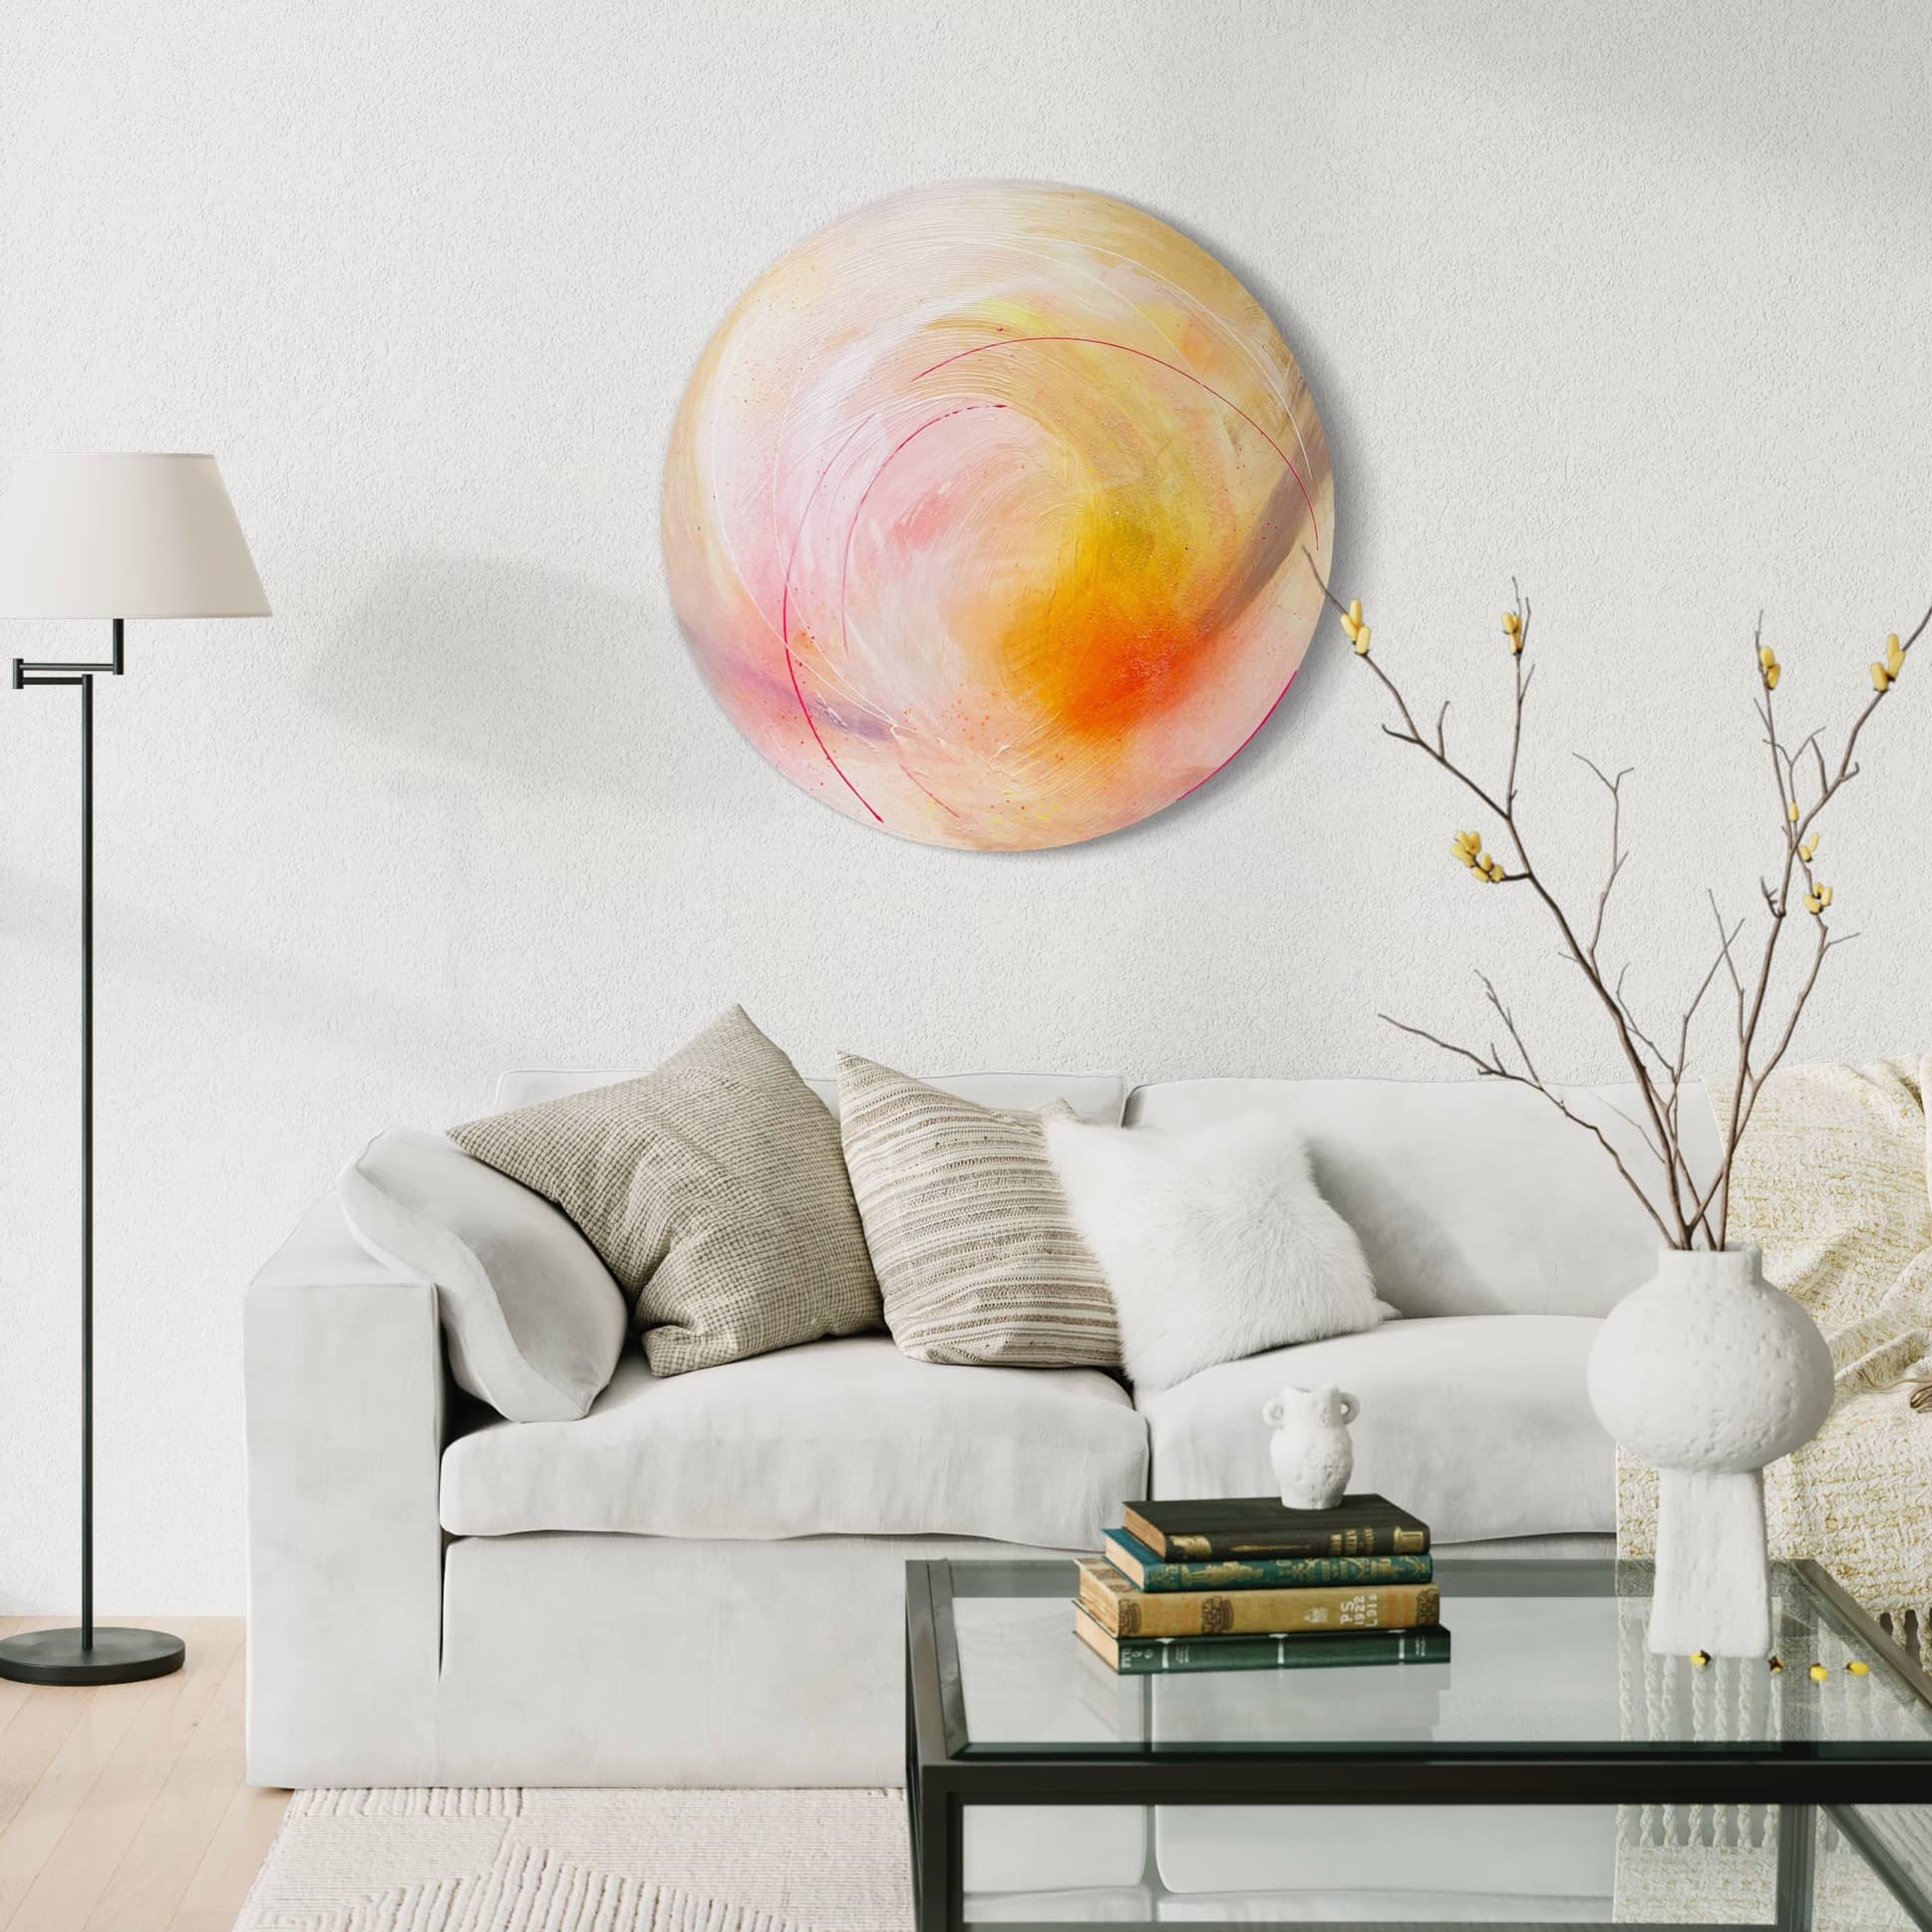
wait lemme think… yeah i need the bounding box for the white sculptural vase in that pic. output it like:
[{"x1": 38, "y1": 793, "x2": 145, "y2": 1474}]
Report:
[{"x1": 1586, "y1": 1245, "x2": 1834, "y2": 1658}]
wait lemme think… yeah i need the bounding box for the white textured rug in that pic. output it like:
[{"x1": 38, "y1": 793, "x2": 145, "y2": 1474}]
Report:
[{"x1": 236, "y1": 1787, "x2": 913, "y2": 1932}]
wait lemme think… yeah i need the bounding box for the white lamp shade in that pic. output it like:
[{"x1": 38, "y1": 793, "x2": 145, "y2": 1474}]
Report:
[{"x1": 0, "y1": 453, "x2": 269, "y2": 619}]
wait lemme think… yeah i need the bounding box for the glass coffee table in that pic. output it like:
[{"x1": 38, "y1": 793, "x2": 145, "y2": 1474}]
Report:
[{"x1": 905, "y1": 1556, "x2": 1932, "y2": 1931}]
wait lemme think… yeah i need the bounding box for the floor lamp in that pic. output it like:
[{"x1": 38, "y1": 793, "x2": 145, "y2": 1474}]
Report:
[{"x1": 0, "y1": 454, "x2": 269, "y2": 1687}]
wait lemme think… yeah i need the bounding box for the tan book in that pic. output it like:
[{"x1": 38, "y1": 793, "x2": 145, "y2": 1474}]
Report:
[
  {"x1": 1074, "y1": 1604, "x2": 1122, "y2": 1669},
  {"x1": 1077, "y1": 1556, "x2": 1441, "y2": 1639}
]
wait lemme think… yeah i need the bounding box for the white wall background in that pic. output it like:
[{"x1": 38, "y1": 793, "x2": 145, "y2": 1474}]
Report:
[{"x1": 1, "y1": 0, "x2": 1928, "y2": 1612}]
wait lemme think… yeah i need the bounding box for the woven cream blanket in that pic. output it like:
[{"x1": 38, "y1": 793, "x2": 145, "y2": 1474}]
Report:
[{"x1": 1616, "y1": 1054, "x2": 1932, "y2": 1663}]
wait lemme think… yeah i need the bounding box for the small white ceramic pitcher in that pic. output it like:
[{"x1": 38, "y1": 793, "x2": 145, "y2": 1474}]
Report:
[{"x1": 1261, "y1": 1384, "x2": 1360, "y2": 1510}]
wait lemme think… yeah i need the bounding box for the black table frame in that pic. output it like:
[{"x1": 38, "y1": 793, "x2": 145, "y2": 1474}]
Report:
[{"x1": 904, "y1": 1556, "x2": 1932, "y2": 1932}]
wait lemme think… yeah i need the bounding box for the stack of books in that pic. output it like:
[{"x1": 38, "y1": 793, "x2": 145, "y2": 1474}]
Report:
[{"x1": 1074, "y1": 1493, "x2": 1449, "y2": 1675}]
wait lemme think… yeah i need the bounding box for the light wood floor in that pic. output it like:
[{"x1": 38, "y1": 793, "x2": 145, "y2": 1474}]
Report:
[{"x1": 0, "y1": 1617, "x2": 284, "y2": 1932}]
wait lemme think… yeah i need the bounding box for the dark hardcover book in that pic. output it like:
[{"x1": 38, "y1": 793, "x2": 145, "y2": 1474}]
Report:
[
  {"x1": 1102, "y1": 1528, "x2": 1434, "y2": 1593},
  {"x1": 1123, "y1": 1494, "x2": 1430, "y2": 1561},
  {"x1": 1074, "y1": 1608, "x2": 1452, "y2": 1676}
]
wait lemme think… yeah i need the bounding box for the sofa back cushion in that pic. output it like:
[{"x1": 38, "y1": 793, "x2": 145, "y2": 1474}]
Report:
[
  {"x1": 494, "y1": 1066, "x2": 1129, "y2": 1124},
  {"x1": 339, "y1": 1127, "x2": 628, "y2": 1422},
  {"x1": 1125, "y1": 1078, "x2": 1719, "y2": 1319}
]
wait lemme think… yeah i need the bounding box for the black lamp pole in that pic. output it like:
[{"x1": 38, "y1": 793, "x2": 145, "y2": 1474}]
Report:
[{"x1": 0, "y1": 619, "x2": 185, "y2": 1687}]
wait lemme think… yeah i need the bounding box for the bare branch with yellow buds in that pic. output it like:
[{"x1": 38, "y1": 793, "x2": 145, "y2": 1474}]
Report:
[{"x1": 1302, "y1": 541, "x2": 1929, "y2": 1255}]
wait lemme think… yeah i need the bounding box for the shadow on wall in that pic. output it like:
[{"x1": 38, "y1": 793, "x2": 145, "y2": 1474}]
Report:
[
  {"x1": 307, "y1": 381, "x2": 1355, "y2": 851},
  {"x1": 0, "y1": 564, "x2": 675, "y2": 1094},
  {"x1": 0, "y1": 564, "x2": 657, "y2": 1112},
  {"x1": 0, "y1": 862, "x2": 521, "y2": 1086},
  {"x1": 303, "y1": 554, "x2": 677, "y2": 800}
]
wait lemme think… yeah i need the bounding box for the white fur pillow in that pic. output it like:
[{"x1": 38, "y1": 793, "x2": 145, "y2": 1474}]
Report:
[{"x1": 1042, "y1": 1111, "x2": 1383, "y2": 1393}]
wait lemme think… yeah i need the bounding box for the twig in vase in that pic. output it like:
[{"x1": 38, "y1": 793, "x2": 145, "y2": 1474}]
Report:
[{"x1": 1308, "y1": 546, "x2": 1928, "y2": 1252}]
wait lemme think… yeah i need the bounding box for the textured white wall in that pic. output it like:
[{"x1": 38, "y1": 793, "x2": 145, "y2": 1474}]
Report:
[{"x1": 2, "y1": 1, "x2": 1928, "y2": 1612}]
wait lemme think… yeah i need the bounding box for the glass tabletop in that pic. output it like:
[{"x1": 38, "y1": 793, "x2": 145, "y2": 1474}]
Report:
[{"x1": 932, "y1": 1556, "x2": 1932, "y2": 1760}]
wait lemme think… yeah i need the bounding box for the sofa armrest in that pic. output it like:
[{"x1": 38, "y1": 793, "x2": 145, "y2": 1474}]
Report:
[{"x1": 245, "y1": 1192, "x2": 446, "y2": 1785}]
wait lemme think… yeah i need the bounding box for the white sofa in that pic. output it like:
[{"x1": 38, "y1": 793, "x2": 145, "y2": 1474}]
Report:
[{"x1": 244, "y1": 1067, "x2": 1711, "y2": 1793}]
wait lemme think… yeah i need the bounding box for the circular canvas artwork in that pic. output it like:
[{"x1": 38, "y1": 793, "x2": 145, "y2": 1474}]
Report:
[{"x1": 662, "y1": 181, "x2": 1333, "y2": 850}]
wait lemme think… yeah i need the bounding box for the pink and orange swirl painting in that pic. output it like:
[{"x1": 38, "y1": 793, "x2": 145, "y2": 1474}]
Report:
[{"x1": 662, "y1": 182, "x2": 1333, "y2": 850}]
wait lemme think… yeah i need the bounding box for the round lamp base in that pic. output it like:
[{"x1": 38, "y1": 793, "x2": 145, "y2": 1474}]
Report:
[{"x1": 0, "y1": 1625, "x2": 184, "y2": 1686}]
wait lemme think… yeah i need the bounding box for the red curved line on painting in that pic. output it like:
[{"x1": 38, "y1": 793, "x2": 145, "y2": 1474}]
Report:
[
  {"x1": 899, "y1": 763, "x2": 963, "y2": 818},
  {"x1": 840, "y1": 402, "x2": 1007, "y2": 659},
  {"x1": 912, "y1": 335, "x2": 1320, "y2": 553},
  {"x1": 787, "y1": 646, "x2": 882, "y2": 822},
  {"x1": 779, "y1": 417, "x2": 871, "y2": 661},
  {"x1": 1173, "y1": 662, "x2": 1302, "y2": 806}
]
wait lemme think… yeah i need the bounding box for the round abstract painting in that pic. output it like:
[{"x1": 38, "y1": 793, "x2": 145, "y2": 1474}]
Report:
[{"x1": 662, "y1": 181, "x2": 1333, "y2": 850}]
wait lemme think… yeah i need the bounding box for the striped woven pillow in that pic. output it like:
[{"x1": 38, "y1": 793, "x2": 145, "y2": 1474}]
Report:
[{"x1": 837, "y1": 1053, "x2": 1121, "y2": 1368}]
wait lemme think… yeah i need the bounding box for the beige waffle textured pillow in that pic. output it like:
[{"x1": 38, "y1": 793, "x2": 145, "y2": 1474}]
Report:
[
  {"x1": 836, "y1": 1053, "x2": 1120, "y2": 1367},
  {"x1": 451, "y1": 1008, "x2": 880, "y2": 1376}
]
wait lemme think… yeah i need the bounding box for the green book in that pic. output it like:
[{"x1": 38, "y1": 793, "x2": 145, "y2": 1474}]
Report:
[
  {"x1": 1103, "y1": 1528, "x2": 1434, "y2": 1593},
  {"x1": 1075, "y1": 1610, "x2": 1451, "y2": 1676}
]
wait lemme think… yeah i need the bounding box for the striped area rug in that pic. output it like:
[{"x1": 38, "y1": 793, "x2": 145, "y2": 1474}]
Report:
[{"x1": 235, "y1": 1787, "x2": 913, "y2": 1932}]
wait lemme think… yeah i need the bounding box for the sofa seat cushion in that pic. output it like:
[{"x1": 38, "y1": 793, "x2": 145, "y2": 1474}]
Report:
[
  {"x1": 441, "y1": 1335, "x2": 1147, "y2": 1548},
  {"x1": 1140, "y1": 1315, "x2": 1612, "y2": 1544}
]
